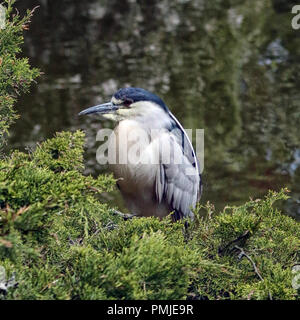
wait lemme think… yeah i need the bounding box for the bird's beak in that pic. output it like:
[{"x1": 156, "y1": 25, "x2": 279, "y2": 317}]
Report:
[{"x1": 78, "y1": 102, "x2": 119, "y2": 116}]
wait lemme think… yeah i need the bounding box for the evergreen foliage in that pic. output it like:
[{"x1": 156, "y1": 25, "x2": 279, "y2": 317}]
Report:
[
  {"x1": 0, "y1": 131, "x2": 299, "y2": 299},
  {"x1": 0, "y1": 0, "x2": 40, "y2": 151}
]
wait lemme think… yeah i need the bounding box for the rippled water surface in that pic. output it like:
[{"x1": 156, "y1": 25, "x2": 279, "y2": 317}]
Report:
[{"x1": 9, "y1": 0, "x2": 300, "y2": 219}]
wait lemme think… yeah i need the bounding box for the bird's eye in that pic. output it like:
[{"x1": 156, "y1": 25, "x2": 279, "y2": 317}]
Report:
[{"x1": 123, "y1": 99, "x2": 133, "y2": 107}]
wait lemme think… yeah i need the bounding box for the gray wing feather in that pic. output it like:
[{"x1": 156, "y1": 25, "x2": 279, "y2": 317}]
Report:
[{"x1": 155, "y1": 113, "x2": 201, "y2": 220}]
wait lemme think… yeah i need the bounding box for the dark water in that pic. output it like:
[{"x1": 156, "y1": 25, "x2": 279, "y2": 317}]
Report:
[{"x1": 8, "y1": 0, "x2": 300, "y2": 219}]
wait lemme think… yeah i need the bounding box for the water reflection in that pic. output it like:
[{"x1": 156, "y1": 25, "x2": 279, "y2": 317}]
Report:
[{"x1": 8, "y1": 0, "x2": 300, "y2": 219}]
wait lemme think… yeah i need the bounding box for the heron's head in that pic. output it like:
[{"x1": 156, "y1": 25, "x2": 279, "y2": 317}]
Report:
[{"x1": 78, "y1": 87, "x2": 169, "y2": 121}]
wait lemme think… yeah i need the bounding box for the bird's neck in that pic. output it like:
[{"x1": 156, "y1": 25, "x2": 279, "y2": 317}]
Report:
[{"x1": 129, "y1": 109, "x2": 172, "y2": 132}]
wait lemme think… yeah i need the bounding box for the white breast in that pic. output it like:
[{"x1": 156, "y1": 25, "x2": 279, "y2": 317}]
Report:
[{"x1": 108, "y1": 120, "x2": 158, "y2": 195}]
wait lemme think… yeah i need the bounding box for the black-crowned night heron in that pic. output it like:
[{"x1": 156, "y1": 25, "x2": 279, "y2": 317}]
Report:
[{"x1": 79, "y1": 87, "x2": 202, "y2": 221}]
